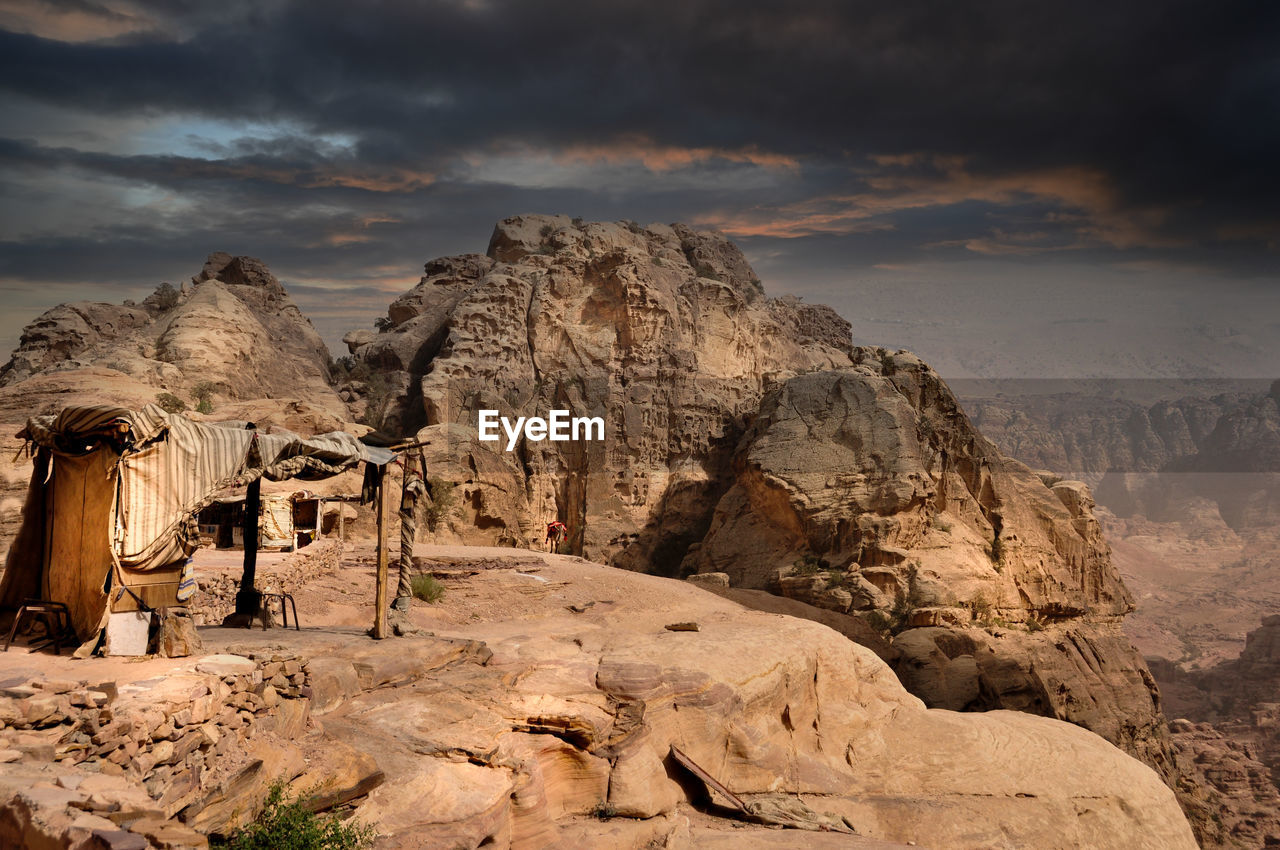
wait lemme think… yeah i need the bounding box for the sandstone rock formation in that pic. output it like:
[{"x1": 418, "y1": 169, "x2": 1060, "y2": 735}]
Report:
[
  {"x1": 347, "y1": 215, "x2": 852, "y2": 568},
  {"x1": 0, "y1": 253, "x2": 351, "y2": 561},
  {"x1": 0, "y1": 543, "x2": 1199, "y2": 849},
  {"x1": 1146, "y1": 615, "x2": 1280, "y2": 848},
  {"x1": 336, "y1": 216, "x2": 1177, "y2": 784},
  {"x1": 1, "y1": 252, "x2": 342, "y2": 416},
  {"x1": 681, "y1": 353, "x2": 1174, "y2": 777},
  {"x1": 287, "y1": 545, "x2": 1199, "y2": 849}
]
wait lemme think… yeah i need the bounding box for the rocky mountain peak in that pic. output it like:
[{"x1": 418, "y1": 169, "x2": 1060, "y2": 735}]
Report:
[{"x1": 0, "y1": 254, "x2": 341, "y2": 419}]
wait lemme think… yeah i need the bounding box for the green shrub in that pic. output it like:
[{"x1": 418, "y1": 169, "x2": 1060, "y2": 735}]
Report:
[
  {"x1": 693, "y1": 262, "x2": 721, "y2": 282},
  {"x1": 864, "y1": 610, "x2": 894, "y2": 634},
  {"x1": 156, "y1": 392, "x2": 186, "y2": 414},
  {"x1": 192, "y1": 381, "x2": 216, "y2": 414},
  {"x1": 410, "y1": 574, "x2": 444, "y2": 604},
  {"x1": 358, "y1": 373, "x2": 394, "y2": 429},
  {"x1": 213, "y1": 781, "x2": 374, "y2": 850},
  {"x1": 792, "y1": 554, "x2": 823, "y2": 576},
  {"x1": 150, "y1": 281, "x2": 180, "y2": 311},
  {"x1": 424, "y1": 477, "x2": 457, "y2": 530},
  {"x1": 970, "y1": 592, "x2": 994, "y2": 622}
]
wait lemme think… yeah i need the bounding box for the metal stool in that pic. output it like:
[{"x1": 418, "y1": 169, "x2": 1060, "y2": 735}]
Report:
[
  {"x1": 3, "y1": 600, "x2": 73, "y2": 654},
  {"x1": 260, "y1": 592, "x2": 299, "y2": 630}
]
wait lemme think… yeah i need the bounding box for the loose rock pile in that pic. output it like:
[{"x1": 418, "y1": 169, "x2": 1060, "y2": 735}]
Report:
[
  {"x1": 0, "y1": 650, "x2": 316, "y2": 849},
  {"x1": 189, "y1": 539, "x2": 342, "y2": 625}
]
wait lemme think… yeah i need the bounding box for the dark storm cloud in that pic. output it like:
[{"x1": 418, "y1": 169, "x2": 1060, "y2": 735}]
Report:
[
  {"x1": 1, "y1": 0, "x2": 1278, "y2": 365},
  {"x1": 2, "y1": 0, "x2": 1277, "y2": 232}
]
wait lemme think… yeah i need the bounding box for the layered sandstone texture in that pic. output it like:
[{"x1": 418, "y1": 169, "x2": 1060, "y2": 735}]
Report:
[
  {"x1": 0, "y1": 253, "x2": 351, "y2": 561},
  {"x1": 347, "y1": 215, "x2": 853, "y2": 567},
  {"x1": 347, "y1": 217, "x2": 1172, "y2": 779},
  {"x1": 0, "y1": 253, "x2": 342, "y2": 415},
  {"x1": 682, "y1": 355, "x2": 1173, "y2": 777}
]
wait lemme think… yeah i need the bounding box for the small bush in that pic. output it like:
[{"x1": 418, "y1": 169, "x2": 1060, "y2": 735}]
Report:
[
  {"x1": 156, "y1": 392, "x2": 186, "y2": 414},
  {"x1": 970, "y1": 592, "x2": 994, "y2": 622},
  {"x1": 213, "y1": 781, "x2": 374, "y2": 850},
  {"x1": 591, "y1": 800, "x2": 617, "y2": 820},
  {"x1": 1026, "y1": 616, "x2": 1046, "y2": 633},
  {"x1": 932, "y1": 517, "x2": 952, "y2": 534},
  {"x1": 192, "y1": 381, "x2": 216, "y2": 415},
  {"x1": 424, "y1": 477, "x2": 457, "y2": 529},
  {"x1": 864, "y1": 610, "x2": 894, "y2": 634},
  {"x1": 150, "y1": 281, "x2": 180, "y2": 311},
  {"x1": 358, "y1": 373, "x2": 394, "y2": 429},
  {"x1": 693, "y1": 262, "x2": 721, "y2": 282},
  {"x1": 539, "y1": 223, "x2": 554, "y2": 238},
  {"x1": 792, "y1": 554, "x2": 823, "y2": 576},
  {"x1": 410, "y1": 574, "x2": 444, "y2": 604}
]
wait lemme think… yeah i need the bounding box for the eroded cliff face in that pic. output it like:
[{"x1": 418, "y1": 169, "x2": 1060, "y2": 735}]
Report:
[
  {"x1": 347, "y1": 215, "x2": 853, "y2": 568},
  {"x1": 682, "y1": 353, "x2": 1173, "y2": 777},
  {"x1": 344, "y1": 216, "x2": 1175, "y2": 781}
]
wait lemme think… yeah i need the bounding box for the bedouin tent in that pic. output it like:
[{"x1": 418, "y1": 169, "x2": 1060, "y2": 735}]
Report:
[{"x1": 0, "y1": 404, "x2": 393, "y2": 653}]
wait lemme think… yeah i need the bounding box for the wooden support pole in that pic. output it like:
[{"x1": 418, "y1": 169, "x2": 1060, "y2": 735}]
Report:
[
  {"x1": 233, "y1": 477, "x2": 262, "y2": 618},
  {"x1": 372, "y1": 465, "x2": 389, "y2": 639}
]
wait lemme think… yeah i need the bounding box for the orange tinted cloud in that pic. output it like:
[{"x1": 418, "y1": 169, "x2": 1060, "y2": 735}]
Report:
[
  {"x1": 145, "y1": 157, "x2": 435, "y2": 193},
  {"x1": 321, "y1": 214, "x2": 401, "y2": 247},
  {"x1": 553, "y1": 136, "x2": 800, "y2": 173},
  {"x1": 702, "y1": 155, "x2": 1184, "y2": 252},
  {"x1": 0, "y1": 0, "x2": 152, "y2": 42}
]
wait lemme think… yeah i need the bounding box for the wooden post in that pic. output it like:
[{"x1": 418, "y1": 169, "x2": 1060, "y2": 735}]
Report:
[
  {"x1": 373, "y1": 466, "x2": 389, "y2": 639},
  {"x1": 337, "y1": 499, "x2": 345, "y2": 541},
  {"x1": 233, "y1": 477, "x2": 262, "y2": 618}
]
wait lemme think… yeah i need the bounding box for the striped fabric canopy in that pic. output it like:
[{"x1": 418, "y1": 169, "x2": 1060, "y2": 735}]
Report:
[{"x1": 20, "y1": 404, "x2": 393, "y2": 572}]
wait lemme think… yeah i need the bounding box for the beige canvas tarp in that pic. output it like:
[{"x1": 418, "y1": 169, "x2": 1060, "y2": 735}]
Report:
[
  {"x1": 259, "y1": 494, "x2": 295, "y2": 549},
  {"x1": 0, "y1": 403, "x2": 392, "y2": 647}
]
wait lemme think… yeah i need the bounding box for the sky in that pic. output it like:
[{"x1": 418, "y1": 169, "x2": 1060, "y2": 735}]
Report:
[{"x1": 1, "y1": 0, "x2": 1277, "y2": 379}]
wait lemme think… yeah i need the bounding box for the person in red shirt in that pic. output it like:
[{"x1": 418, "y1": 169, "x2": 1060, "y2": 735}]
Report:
[{"x1": 545, "y1": 520, "x2": 568, "y2": 553}]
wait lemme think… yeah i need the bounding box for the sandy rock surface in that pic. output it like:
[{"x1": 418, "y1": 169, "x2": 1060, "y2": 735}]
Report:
[{"x1": 255, "y1": 543, "x2": 1197, "y2": 849}]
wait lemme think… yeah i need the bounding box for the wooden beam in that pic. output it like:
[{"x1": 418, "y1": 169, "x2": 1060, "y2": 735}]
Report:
[{"x1": 372, "y1": 465, "x2": 389, "y2": 639}]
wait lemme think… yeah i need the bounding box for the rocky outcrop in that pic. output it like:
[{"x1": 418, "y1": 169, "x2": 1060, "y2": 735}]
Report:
[
  {"x1": 682, "y1": 352, "x2": 1173, "y2": 776},
  {"x1": 1168, "y1": 720, "x2": 1280, "y2": 850},
  {"x1": 333, "y1": 548, "x2": 1197, "y2": 849},
  {"x1": 335, "y1": 217, "x2": 1177, "y2": 783},
  {"x1": 348, "y1": 215, "x2": 852, "y2": 565},
  {"x1": 0, "y1": 252, "x2": 342, "y2": 416},
  {"x1": 964, "y1": 389, "x2": 1243, "y2": 479},
  {"x1": 0, "y1": 254, "x2": 350, "y2": 562},
  {"x1": 1147, "y1": 616, "x2": 1280, "y2": 848}
]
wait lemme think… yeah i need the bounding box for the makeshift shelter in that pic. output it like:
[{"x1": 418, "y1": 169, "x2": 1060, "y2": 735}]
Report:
[{"x1": 0, "y1": 404, "x2": 392, "y2": 654}]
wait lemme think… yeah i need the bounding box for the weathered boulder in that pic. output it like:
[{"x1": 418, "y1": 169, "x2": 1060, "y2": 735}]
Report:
[{"x1": 683, "y1": 357, "x2": 1172, "y2": 776}]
